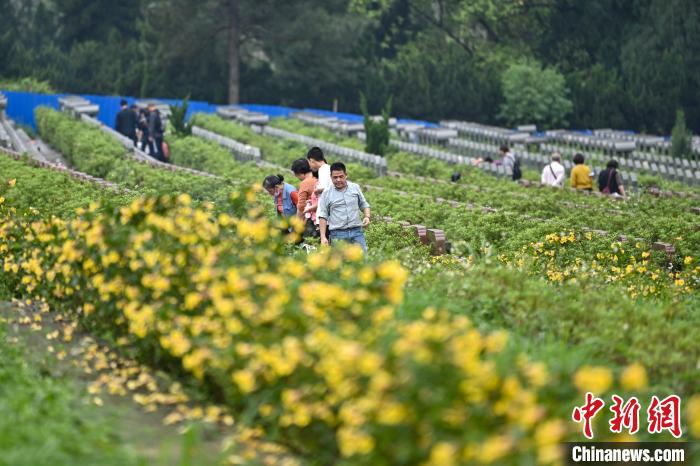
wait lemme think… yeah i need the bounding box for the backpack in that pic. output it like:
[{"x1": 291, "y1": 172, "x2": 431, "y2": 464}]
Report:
[{"x1": 511, "y1": 155, "x2": 522, "y2": 181}]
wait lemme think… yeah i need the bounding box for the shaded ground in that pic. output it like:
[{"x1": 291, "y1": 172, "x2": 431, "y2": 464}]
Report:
[{"x1": 0, "y1": 300, "x2": 301, "y2": 466}]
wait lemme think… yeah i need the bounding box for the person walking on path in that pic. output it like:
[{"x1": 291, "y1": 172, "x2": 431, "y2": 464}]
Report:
[
  {"x1": 115, "y1": 99, "x2": 137, "y2": 146},
  {"x1": 318, "y1": 162, "x2": 371, "y2": 253},
  {"x1": 306, "y1": 147, "x2": 331, "y2": 195},
  {"x1": 498, "y1": 144, "x2": 522, "y2": 180},
  {"x1": 541, "y1": 152, "x2": 566, "y2": 187},
  {"x1": 291, "y1": 158, "x2": 320, "y2": 238},
  {"x1": 570, "y1": 153, "x2": 593, "y2": 191},
  {"x1": 147, "y1": 103, "x2": 166, "y2": 162},
  {"x1": 137, "y1": 108, "x2": 149, "y2": 151},
  {"x1": 598, "y1": 160, "x2": 626, "y2": 197},
  {"x1": 262, "y1": 174, "x2": 299, "y2": 219}
]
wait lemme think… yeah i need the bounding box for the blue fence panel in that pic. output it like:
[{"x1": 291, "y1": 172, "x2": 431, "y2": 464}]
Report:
[{"x1": 1, "y1": 90, "x2": 61, "y2": 129}]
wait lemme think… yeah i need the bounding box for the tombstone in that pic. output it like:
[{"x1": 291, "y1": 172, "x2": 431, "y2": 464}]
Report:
[
  {"x1": 517, "y1": 124, "x2": 537, "y2": 133},
  {"x1": 651, "y1": 242, "x2": 676, "y2": 255},
  {"x1": 685, "y1": 169, "x2": 694, "y2": 185},
  {"x1": 630, "y1": 173, "x2": 638, "y2": 191},
  {"x1": 426, "y1": 229, "x2": 447, "y2": 255},
  {"x1": 216, "y1": 105, "x2": 246, "y2": 120},
  {"x1": 408, "y1": 225, "x2": 429, "y2": 246},
  {"x1": 668, "y1": 166, "x2": 678, "y2": 181}
]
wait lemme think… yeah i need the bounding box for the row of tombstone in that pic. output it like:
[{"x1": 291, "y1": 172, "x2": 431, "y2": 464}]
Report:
[
  {"x1": 593, "y1": 129, "x2": 670, "y2": 154},
  {"x1": 58, "y1": 95, "x2": 99, "y2": 118},
  {"x1": 217, "y1": 105, "x2": 270, "y2": 126},
  {"x1": 290, "y1": 111, "x2": 437, "y2": 143},
  {"x1": 261, "y1": 125, "x2": 388, "y2": 176},
  {"x1": 192, "y1": 125, "x2": 262, "y2": 163},
  {"x1": 292, "y1": 112, "x2": 368, "y2": 137},
  {"x1": 440, "y1": 120, "x2": 531, "y2": 146}
]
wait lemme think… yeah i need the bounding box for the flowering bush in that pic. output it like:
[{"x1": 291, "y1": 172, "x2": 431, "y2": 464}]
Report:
[
  {"x1": 0, "y1": 179, "x2": 595, "y2": 465},
  {"x1": 500, "y1": 231, "x2": 699, "y2": 300}
]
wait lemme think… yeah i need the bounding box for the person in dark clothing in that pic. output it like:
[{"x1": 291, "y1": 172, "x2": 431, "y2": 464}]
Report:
[
  {"x1": 147, "y1": 103, "x2": 166, "y2": 162},
  {"x1": 115, "y1": 99, "x2": 137, "y2": 146},
  {"x1": 137, "y1": 108, "x2": 150, "y2": 152},
  {"x1": 598, "y1": 159, "x2": 626, "y2": 197}
]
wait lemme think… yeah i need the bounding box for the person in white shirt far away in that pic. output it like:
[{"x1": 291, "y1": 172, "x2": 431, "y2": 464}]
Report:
[
  {"x1": 306, "y1": 147, "x2": 331, "y2": 195},
  {"x1": 541, "y1": 152, "x2": 566, "y2": 187}
]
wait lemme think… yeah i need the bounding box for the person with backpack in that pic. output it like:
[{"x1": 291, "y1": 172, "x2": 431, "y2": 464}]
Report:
[
  {"x1": 598, "y1": 160, "x2": 626, "y2": 197},
  {"x1": 147, "y1": 103, "x2": 166, "y2": 162},
  {"x1": 262, "y1": 174, "x2": 299, "y2": 220},
  {"x1": 137, "y1": 108, "x2": 149, "y2": 151},
  {"x1": 541, "y1": 153, "x2": 565, "y2": 187},
  {"x1": 570, "y1": 153, "x2": 593, "y2": 191},
  {"x1": 499, "y1": 144, "x2": 522, "y2": 181}
]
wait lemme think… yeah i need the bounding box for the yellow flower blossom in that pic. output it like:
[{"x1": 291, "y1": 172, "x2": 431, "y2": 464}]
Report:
[
  {"x1": 620, "y1": 363, "x2": 647, "y2": 391},
  {"x1": 573, "y1": 366, "x2": 613, "y2": 394}
]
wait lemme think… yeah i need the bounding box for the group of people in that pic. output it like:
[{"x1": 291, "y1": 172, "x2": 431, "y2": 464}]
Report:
[
  {"x1": 542, "y1": 151, "x2": 626, "y2": 196},
  {"x1": 263, "y1": 147, "x2": 371, "y2": 253},
  {"x1": 484, "y1": 144, "x2": 626, "y2": 196},
  {"x1": 115, "y1": 100, "x2": 167, "y2": 162}
]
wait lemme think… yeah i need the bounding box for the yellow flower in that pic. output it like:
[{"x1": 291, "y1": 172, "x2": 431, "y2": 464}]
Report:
[
  {"x1": 684, "y1": 256, "x2": 693, "y2": 265},
  {"x1": 8, "y1": 179, "x2": 16, "y2": 187},
  {"x1": 620, "y1": 363, "x2": 648, "y2": 391},
  {"x1": 484, "y1": 330, "x2": 508, "y2": 353},
  {"x1": 474, "y1": 435, "x2": 513, "y2": 464},
  {"x1": 337, "y1": 427, "x2": 375, "y2": 457},
  {"x1": 160, "y1": 330, "x2": 191, "y2": 357},
  {"x1": 573, "y1": 366, "x2": 613, "y2": 394},
  {"x1": 232, "y1": 369, "x2": 256, "y2": 394},
  {"x1": 687, "y1": 395, "x2": 700, "y2": 438},
  {"x1": 343, "y1": 244, "x2": 364, "y2": 262},
  {"x1": 376, "y1": 402, "x2": 407, "y2": 425},
  {"x1": 425, "y1": 442, "x2": 457, "y2": 466}
]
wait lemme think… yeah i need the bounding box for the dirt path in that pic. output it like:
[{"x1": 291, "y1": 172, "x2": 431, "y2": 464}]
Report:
[{"x1": 0, "y1": 300, "x2": 301, "y2": 466}]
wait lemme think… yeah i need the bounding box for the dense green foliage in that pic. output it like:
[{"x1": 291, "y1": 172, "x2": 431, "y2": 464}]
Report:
[
  {"x1": 360, "y1": 93, "x2": 391, "y2": 156},
  {"x1": 499, "y1": 61, "x2": 573, "y2": 129},
  {"x1": 2, "y1": 0, "x2": 700, "y2": 133},
  {"x1": 0, "y1": 323, "x2": 139, "y2": 466},
  {"x1": 169, "y1": 98, "x2": 193, "y2": 137},
  {"x1": 671, "y1": 109, "x2": 693, "y2": 160}
]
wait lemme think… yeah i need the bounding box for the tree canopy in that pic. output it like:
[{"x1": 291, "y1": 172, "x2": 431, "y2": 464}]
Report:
[{"x1": 1, "y1": 0, "x2": 698, "y2": 134}]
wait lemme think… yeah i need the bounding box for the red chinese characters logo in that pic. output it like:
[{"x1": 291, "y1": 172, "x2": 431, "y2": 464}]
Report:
[
  {"x1": 647, "y1": 395, "x2": 682, "y2": 438},
  {"x1": 609, "y1": 395, "x2": 640, "y2": 435},
  {"x1": 572, "y1": 392, "x2": 606, "y2": 439},
  {"x1": 572, "y1": 394, "x2": 682, "y2": 439}
]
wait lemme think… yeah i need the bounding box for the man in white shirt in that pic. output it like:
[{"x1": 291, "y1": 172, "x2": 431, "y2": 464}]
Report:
[
  {"x1": 306, "y1": 147, "x2": 331, "y2": 195},
  {"x1": 541, "y1": 153, "x2": 566, "y2": 187}
]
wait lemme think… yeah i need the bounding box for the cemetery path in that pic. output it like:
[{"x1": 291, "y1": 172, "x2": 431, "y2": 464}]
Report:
[{"x1": 0, "y1": 301, "x2": 302, "y2": 466}]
